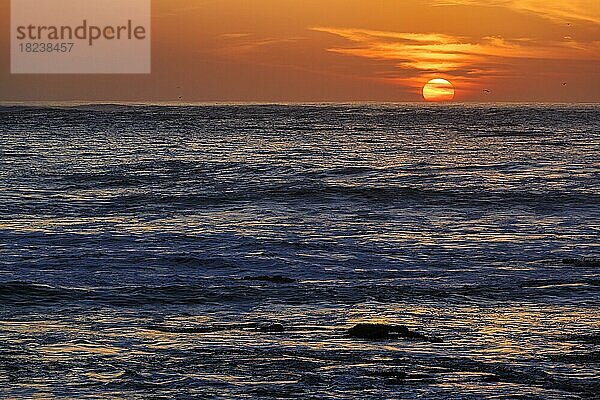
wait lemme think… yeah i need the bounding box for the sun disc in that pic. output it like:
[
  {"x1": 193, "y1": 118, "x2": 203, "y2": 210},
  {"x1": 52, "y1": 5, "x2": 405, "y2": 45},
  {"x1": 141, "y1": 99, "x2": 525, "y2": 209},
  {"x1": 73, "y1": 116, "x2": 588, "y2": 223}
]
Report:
[{"x1": 422, "y1": 79, "x2": 455, "y2": 102}]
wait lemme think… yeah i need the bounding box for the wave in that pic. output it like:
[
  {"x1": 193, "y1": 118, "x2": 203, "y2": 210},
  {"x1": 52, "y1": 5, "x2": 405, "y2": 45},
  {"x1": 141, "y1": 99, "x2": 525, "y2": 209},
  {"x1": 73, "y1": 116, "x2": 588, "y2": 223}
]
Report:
[
  {"x1": 1, "y1": 277, "x2": 596, "y2": 307},
  {"x1": 3, "y1": 187, "x2": 598, "y2": 218}
]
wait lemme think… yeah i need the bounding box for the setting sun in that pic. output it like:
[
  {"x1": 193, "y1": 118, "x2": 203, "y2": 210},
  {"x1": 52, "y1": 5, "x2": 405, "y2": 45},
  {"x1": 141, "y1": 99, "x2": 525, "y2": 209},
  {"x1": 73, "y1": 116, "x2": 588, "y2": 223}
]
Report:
[{"x1": 423, "y1": 79, "x2": 455, "y2": 102}]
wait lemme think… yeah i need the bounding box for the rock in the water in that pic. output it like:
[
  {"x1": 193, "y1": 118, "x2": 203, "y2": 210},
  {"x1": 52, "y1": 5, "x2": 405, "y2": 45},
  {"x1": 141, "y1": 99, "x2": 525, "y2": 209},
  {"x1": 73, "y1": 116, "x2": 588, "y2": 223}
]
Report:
[
  {"x1": 347, "y1": 323, "x2": 442, "y2": 342},
  {"x1": 243, "y1": 276, "x2": 296, "y2": 284},
  {"x1": 482, "y1": 374, "x2": 501, "y2": 383},
  {"x1": 258, "y1": 323, "x2": 285, "y2": 333}
]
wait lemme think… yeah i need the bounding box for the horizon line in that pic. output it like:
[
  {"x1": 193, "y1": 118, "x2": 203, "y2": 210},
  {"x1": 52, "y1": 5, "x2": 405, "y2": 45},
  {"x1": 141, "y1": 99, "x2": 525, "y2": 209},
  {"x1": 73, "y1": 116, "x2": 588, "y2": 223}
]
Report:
[{"x1": 2, "y1": 100, "x2": 600, "y2": 107}]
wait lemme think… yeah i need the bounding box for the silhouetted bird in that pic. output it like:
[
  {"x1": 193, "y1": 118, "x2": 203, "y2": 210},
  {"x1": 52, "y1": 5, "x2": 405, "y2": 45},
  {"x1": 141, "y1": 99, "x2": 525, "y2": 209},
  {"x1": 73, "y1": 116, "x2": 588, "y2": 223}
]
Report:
[
  {"x1": 483, "y1": 89, "x2": 491, "y2": 93},
  {"x1": 562, "y1": 82, "x2": 567, "y2": 86}
]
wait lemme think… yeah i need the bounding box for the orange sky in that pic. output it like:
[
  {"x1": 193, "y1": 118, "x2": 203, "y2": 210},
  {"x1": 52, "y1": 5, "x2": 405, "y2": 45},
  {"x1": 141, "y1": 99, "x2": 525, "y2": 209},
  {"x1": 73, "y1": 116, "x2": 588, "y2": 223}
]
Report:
[{"x1": 1, "y1": 0, "x2": 599, "y2": 102}]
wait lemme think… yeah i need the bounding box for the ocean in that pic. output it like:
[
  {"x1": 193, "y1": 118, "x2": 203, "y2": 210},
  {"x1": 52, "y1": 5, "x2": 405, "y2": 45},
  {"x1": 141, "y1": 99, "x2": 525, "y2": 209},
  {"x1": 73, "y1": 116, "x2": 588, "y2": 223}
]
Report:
[{"x1": 0, "y1": 104, "x2": 599, "y2": 399}]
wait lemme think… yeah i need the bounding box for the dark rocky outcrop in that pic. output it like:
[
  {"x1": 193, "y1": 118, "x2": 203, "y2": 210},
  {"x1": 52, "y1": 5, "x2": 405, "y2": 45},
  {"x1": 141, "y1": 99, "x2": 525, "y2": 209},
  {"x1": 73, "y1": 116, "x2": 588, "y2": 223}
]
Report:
[
  {"x1": 257, "y1": 323, "x2": 285, "y2": 333},
  {"x1": 347, "y1": 323, "x2": 442, "y2": 343}
]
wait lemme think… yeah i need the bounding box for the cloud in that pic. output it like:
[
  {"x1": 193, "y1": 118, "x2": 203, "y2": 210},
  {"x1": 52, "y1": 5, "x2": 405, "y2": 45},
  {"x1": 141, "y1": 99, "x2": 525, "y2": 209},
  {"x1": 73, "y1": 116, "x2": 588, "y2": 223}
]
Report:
[
  {"x1": 432, "y1": 0, "x2": 600, "y2": 24},
  {"x1": 211, "y1": 34, "x2": 306, "y2": 56},
  {"x1": 311, "y1": 27, "x2": 600, "y2": 90},
  {"x1": 220, "y1": 33, "x2": 252, "y2": 39}
]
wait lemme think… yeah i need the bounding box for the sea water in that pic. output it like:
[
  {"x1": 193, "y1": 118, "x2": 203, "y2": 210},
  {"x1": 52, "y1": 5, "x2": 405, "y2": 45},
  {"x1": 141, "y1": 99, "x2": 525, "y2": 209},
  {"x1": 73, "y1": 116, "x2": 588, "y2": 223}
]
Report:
[{"x1": 0, "y1": 104, "x2": 598, "y2": 399}]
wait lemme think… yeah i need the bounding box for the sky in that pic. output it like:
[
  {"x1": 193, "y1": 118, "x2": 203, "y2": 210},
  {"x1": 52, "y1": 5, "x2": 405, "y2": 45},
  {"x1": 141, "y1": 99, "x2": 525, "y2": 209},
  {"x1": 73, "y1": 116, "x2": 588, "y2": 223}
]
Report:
[{"x1": 1, "y1": 0, "x2": 599, "y2": 102}]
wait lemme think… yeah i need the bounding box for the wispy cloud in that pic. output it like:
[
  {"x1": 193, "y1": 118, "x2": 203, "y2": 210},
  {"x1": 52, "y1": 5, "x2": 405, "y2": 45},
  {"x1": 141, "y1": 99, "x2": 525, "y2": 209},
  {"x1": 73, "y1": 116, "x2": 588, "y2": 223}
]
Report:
[
  {"x1": 432, "y1": 0, "x2": 600, "y2": 24},
  {"x1": 220, "y1": 33, "x2": 252, "y2": 39},
  {"x1": 311, "y1": 27, "x2": 600, "y2": 91},
  {"x1": 212, "y1": 34, "x2": 306, "y2": 55}
]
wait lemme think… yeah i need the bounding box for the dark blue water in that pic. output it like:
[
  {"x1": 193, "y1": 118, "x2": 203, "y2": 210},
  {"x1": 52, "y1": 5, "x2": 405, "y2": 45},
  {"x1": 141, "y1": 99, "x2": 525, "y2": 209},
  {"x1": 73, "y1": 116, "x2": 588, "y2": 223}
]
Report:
[{"x1": 0, "y1": 104, "x2": 599, "y2": 399}]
